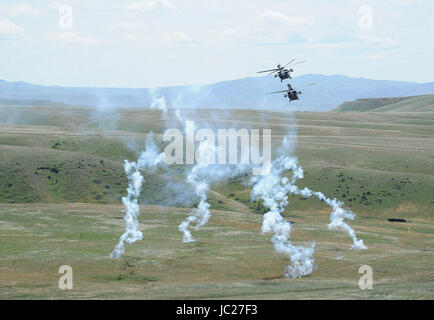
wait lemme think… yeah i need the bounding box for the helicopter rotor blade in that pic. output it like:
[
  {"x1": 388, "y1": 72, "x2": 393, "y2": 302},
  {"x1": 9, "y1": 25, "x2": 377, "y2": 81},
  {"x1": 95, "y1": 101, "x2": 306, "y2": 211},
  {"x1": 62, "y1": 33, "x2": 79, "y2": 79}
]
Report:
[
  {"x1": 292, "y1": 60, "x2": 306, "y2": 66},
  {"x1": 257, "y1": 68, "x2": 279, "y2": 73},
  {"x1": 266, "y1": 90, "x2": 288, "y2": 95},
  {"x1": 297, "y1": 82, "x2": 317, "y2": 89},
  {"x1": 284, "y1": 59, "x2": 296, "y2": 67},
  {"x1": 286, "y1": 59, "x2": 307, "y2": 68}
]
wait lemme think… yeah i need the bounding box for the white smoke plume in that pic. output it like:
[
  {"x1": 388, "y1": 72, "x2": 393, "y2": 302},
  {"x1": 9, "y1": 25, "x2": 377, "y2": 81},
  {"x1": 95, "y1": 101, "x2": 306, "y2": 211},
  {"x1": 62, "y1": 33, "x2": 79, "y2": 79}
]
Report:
[
  {"x1": 250, "y1": 136, "x2": 366, "y2": 278},
  {"x1": 177, "y1": 134, "x2": 250, "y2": 242},
  {"x1": 150, "y1": 96, "x2": 168, "y2": 114},
  {"x1": 297, "y1": 188, "x2": 367, "y2": 250},
  {"x1": 174, "y1": 109, "x2": 183, "y2": 123},
  {"x1": 110, "y1": 161, "x2": 144, "y2": 259},
  {"x1": 250, "y1": 143, "x2": 315, "y2": 278},
  {"x1": 110, "y1": 90, "x2": 366, "y2": 278},
  {"x1": 149, "y1": 87, "x2": 168, "y2": 115},
  {"x1": 110, "y1": 133, "x2": 165, "y2": 259},
  {"x1": 178, "y1": 138, "x2": 215, "y2": 242}
]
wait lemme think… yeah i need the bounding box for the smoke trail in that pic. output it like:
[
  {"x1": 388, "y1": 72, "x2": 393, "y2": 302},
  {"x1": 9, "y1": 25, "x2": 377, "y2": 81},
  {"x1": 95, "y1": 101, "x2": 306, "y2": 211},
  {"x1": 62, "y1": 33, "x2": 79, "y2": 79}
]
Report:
[
  {"x1": 110, "y1": 161, "x2": 144, "y2": 259},
  {"x1": 178, "y1": 138, "x2": 214, "y2": 242},
  {"x1": 250, "y1": 140, "x2": 315, "y2": 278},
  {"x1": 149, "y1": 88, "x2": 168, "y2": 114},
  {"x1": 166, "y1": 104, "x2": 366, "y2": 277},
  {"x1": 250, "y1": 136, "x2": 366, "y2": 278},
  {"x1": 174, "y1": 109, "x2": 183, "y2": 123},
  {"x1": 110, "y1": 133, "x2": 165, "y2": 259},
  {"x1": 110, "y1": 89, "x2": 367, "y2": 277},
  {"x1": 292, "y1": 186, "x2": 367, "y2": 250},
  {"x1": 173, "y1": 106, "x2": 212, "y2": 242},
  {"x1": 150, "y1": 96, "x2": 168, "y2": 114},
  {"x1": 177, "y1": 131, "x2": 251, "y2": 242}
]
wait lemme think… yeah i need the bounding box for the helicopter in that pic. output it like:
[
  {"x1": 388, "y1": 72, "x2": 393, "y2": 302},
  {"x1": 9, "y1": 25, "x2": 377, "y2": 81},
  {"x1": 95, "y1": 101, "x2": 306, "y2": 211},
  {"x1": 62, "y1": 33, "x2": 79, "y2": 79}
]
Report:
[
  {"x1": 257, "y1": 59, "x2": 306, "y2": 82},
  {"x1": 267, "y1": 82, "x2": 316, "y2": 102}
]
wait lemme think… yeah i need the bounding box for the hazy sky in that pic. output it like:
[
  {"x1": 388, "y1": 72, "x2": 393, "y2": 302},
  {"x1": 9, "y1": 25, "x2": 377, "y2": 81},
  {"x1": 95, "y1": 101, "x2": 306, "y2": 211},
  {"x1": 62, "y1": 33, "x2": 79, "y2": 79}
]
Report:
[{"x1": 1, "y1": 0, "x2": 433, "y2": 87}]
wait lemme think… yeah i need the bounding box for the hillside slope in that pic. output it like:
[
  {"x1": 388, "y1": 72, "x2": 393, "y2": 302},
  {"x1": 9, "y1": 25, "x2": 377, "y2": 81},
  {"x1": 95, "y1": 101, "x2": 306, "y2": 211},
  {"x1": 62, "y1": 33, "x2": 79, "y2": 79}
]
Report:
[
  {"x1": 334, "y1": 94, "x2": 434, "y2": 112},
  {"x1": 0, "y1": 104, "x2": 433, "y2": 216}
]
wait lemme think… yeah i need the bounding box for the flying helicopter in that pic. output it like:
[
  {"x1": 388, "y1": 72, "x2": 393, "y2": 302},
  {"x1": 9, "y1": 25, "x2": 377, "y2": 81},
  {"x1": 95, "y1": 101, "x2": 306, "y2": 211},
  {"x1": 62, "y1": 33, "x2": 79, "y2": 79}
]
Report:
[
  {"x1": 267, "y1": 82, "x2": 316, "y2": 102},
  {"x1": 257, "y1": 59, "x2": 306, "y2": 82}
]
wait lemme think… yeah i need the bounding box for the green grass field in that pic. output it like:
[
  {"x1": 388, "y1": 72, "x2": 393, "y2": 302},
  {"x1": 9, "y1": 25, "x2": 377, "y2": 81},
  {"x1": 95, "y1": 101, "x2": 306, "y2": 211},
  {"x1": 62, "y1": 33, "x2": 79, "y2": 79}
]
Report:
[{"x1": 0, "y1": 102, "x2": 433, "y2": 299}]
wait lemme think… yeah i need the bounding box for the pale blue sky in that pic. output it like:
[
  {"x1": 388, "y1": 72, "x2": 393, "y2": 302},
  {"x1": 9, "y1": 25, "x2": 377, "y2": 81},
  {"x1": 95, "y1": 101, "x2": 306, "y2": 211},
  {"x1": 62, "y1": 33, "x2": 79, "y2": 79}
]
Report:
[{"x1": 1, "y1": 0, "x2": 433, "y2": 87}]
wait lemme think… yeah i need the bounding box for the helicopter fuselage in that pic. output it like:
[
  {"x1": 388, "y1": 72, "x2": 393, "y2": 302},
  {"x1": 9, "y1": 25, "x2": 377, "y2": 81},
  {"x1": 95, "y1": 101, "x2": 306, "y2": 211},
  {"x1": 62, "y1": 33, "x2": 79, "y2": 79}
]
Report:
[
  {"x1": 284, "y1": 90, "x2": 300, "y2": 101},
  {"x1": 275, "y1": 69, "x2": 291, "y2": 82}
]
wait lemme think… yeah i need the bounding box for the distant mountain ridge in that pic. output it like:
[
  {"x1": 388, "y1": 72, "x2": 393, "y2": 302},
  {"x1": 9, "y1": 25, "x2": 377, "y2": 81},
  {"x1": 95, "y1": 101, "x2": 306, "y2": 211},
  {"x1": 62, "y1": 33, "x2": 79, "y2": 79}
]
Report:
[
  {"x1": 1, "y1": 74, "x2": 434, "y2": 111},
  {"x1": 0, "y1": 98, "x2": 75, "y2": 107}
]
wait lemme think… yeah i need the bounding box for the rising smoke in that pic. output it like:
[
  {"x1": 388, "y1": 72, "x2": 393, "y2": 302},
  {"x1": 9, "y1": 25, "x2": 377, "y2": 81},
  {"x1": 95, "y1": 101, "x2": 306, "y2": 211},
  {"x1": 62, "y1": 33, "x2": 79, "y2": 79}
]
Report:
[
  {"x1": 110, "y1": 93, "x2": 366, "y2": 278},
  {"x1": 110, "y1": 132, "x2": 165, "y2": 259},
  {"x1": 178, "y1": 139, "x2": 213, "y2": 242},
  {"x1": 150, "y1": 96, "x2": 168, "y2": 114},
  {"x1": 177, "y1": 132, "x2": 250, "y2": 242},
  {"x1": 250, "y1": 136, "x2": 366, "y2": 278},
  {"x1": 149, "y1": 88, "x2": 168, "y2": 115}
]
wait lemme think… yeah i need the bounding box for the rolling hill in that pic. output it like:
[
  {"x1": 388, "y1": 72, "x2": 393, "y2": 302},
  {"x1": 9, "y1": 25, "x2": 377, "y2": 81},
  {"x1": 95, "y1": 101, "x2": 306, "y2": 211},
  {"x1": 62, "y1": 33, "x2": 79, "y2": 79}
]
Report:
[
  {"x1": 0, "y1": 104, "x2": 433, "y2": 299},
  {"x1": 0, "y1": 104, "x2": 433, "y2": 214},
  {"x1": 334, "y1": 94, "x2": 434, "y2": 112}
]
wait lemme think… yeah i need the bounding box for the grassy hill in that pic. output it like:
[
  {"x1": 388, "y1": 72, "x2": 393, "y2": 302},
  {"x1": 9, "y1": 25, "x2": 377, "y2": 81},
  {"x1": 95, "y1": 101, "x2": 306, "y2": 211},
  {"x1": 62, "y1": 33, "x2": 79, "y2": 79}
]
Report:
[
  {"x1": 334, "y1": 94, "x2": 434, "y2": 112},
  {"x1": 0, "y1": 103, "x2": 433, "y2": 216},
  {"x1": 0, "y1": 102, "x2": 433, "y2": 299}
]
